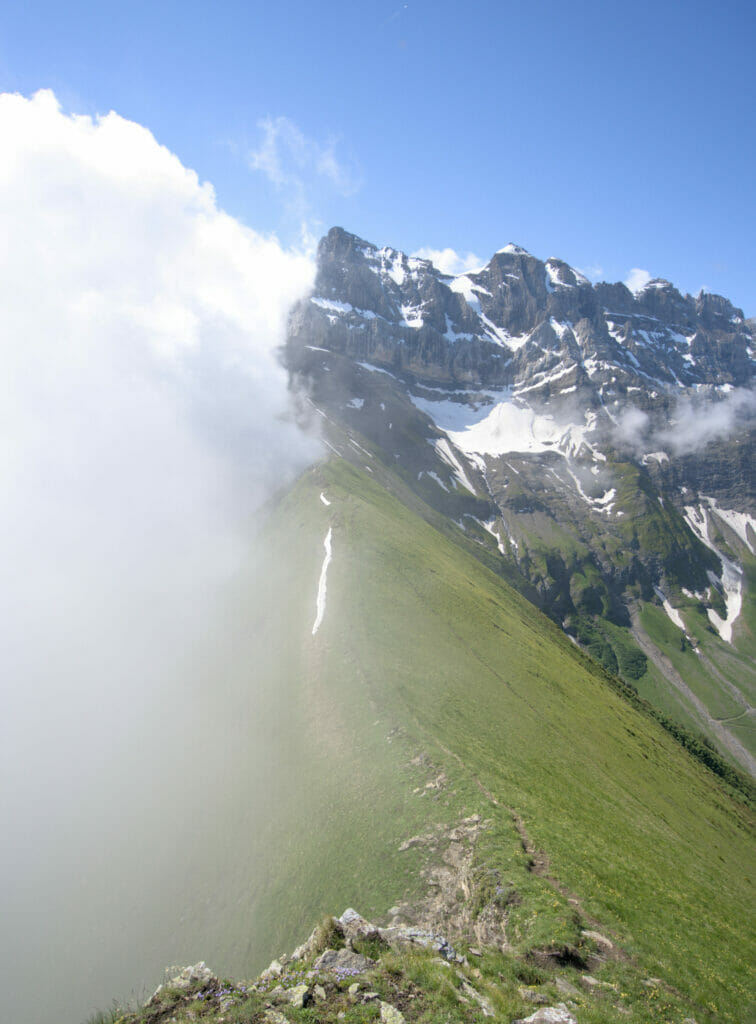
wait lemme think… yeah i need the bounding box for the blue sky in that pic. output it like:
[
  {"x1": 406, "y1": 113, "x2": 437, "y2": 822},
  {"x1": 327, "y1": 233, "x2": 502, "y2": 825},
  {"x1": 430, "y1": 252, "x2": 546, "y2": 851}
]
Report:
[
  {"x1": 2, "y1": 0, "x2": 755, "y2": 313},
  {"x1": 0, "y1": 8, "x2": 753, "y2": 1021}
]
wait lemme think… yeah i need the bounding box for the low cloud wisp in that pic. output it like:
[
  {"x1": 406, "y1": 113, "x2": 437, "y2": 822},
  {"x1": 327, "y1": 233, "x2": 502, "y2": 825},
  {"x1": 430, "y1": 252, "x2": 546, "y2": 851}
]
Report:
[
  {"x1": 0, "y1": 90, "x2": 318, "y2": 1024},
  {"x1": 624, "y1": 267, "x2": 652, "y2": 294},
  {"x1": 249, "y1": 114, "x2": 360, "y2": 224},
  {"x1": 411, "y1": 246, "x2": 484, "y2": 277},
  {"x1": 611, "y1": 389, "x2": 756, "y2": 456}
]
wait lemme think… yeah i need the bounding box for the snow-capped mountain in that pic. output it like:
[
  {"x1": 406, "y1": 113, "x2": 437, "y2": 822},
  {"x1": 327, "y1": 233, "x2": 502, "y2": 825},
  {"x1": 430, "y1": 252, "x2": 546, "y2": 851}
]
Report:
[
  {"x1": 287, "y1": 227, "x2": 755, "y2": 776},
  {"x1": 293, "y1": 226, "x2": 752, "y2": 392}
]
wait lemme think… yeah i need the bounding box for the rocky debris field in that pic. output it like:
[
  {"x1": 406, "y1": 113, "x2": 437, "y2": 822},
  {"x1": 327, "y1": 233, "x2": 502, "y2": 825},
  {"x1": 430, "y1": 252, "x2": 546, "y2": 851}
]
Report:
[{"x1": 98, "y1": 907, "x2": 702, "y2": 1024}]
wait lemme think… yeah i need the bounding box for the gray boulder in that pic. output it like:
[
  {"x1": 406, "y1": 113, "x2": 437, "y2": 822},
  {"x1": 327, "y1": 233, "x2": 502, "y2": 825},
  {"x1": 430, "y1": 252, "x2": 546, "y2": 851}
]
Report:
[
  {"x1": 166, "y1": 962, "x2": 217, "y2": 990},
  {"x1": 513, "y1": 1007, "x2": 578, "y2": 1024},
  {"x1": 285, "y1": 983, "x2": 311, "y2": 1009},
  {"x1": 378, "y1": 924, "x2": 463, "y2": 962},
  {"x1": 259, "y1": 958, "x2": 284, "y2": 983},
  {"x1": 554, "y1": 977, "x2": 581, "y2": 999},
  {"x1": 338, "y1": 907, "x2": 383, "y2": 948},
  {"x1": 379, "y1": 1002, "x2": 406, "y2": 1023},
  {"x1": 313, "y1": 946, "x2": 374, "y2": 975}
]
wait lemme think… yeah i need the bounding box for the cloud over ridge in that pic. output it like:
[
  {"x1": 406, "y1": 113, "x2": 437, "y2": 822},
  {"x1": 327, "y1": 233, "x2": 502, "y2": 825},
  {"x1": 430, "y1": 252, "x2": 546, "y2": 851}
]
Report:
[
  {"x1": 0, "y1": 89, "x2": 318, "y2": 1023},
  {"x1": 411, "y1": 245, "x2": 483, "y2": 277},
  {"x1": 0, "y1": 88, "x2": 317, "y2": 546},
  {"x1": 611, "y1": 388, "x2": 756, "y2": 456}
]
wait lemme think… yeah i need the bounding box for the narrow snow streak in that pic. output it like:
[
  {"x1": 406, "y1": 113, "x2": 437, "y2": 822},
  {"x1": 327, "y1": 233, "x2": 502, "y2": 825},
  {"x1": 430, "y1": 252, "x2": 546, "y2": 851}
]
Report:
[
  {"x1": 311, "y1": 527, "x2": 333, "y2": 636},
  {"x1": 706, "y1": 560, "x2": 743, "y2": 644},
  {"x1": 320, "y1": 492, "x2": 331, "y2": 506}
]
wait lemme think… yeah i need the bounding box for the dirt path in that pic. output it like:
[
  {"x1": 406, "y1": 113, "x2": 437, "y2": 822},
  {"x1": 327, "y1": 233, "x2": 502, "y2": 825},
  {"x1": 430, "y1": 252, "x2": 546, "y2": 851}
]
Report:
[
  {"x1": 716, "y1": 708, "x2": 754, "y2": 724},
  {"x1": 694, "y1": 648, "x2": 754, "y2": 713},
  {"x1": 429, "y1": 738, "x2": 627, "y2": 956},
  {"x1": 629, "y1": 608, "x2": 756, "y2": 778}
]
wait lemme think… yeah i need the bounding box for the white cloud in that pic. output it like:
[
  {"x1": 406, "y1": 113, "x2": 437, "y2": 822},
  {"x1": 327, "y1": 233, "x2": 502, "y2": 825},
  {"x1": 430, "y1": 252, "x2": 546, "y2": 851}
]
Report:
[
  {"x1": 577, "y1": 263, "x2": 604, "y2": 281},
  {"x1": 612, "y1": 405, "x2": 650, "y2": 450},
  {"x1": 624, "y1": 267, "x2": 652, "y2": 293},
  {"x1": 0, "y1": 89, "x2": 318, "y2": 1022},
  {"x1": 659, "y1": 389, "x2": 756, "y2": 455},
  {"x1": 412, "y1": 246, "x2": 484, "y2": 277},
  {"x1": 249, "y1": 116, "x2": 360, "y2": 216},
  {"x1": 611, "y1": 390, "x2": 755, "y2": 457},
  {"x1": 0, "y1": 89, "x2": 317, "y2": 510}
]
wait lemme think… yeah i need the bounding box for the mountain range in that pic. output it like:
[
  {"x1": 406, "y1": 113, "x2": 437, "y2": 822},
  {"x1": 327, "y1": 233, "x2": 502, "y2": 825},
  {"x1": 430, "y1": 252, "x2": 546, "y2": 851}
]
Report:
[
  {"x1": 83, "y1": 229, "x2": 755, "y2": 1024},
  {"x1": 286, "y1": 227, "x2": 755, "y2": 778}
]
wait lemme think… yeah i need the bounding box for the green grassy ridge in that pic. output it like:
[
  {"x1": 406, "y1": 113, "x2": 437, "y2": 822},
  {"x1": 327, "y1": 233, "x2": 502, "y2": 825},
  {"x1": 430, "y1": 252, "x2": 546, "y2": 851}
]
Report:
[
  {"x1": 324, "y1": 408, "x2": 754, "y2": 776},
  {"x1": 183, "y1": 462, "x2": 545, "y2": 973},
  {"x1": 309, "y1": 365, "x2": 753, "y2": 784},
  {"x1": 91, "y1": 455, "x2": 753, "y2": 1022},
  {"x1": 329, "y1": 424, "x2": 754, "y2": 798},
  {"x1": 250, "y1": 457, "x2": 754, "y2": 1021}
]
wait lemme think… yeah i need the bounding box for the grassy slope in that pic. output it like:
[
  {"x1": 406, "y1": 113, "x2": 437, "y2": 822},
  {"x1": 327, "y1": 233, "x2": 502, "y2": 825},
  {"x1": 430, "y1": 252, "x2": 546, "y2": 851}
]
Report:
[
  {"x1": 211, "y1": 456, "x2": 755, "y2": 1024},
  {"x1": 407, "y1": 424, "x2": 752, "y2": 770},
  {"x1": 639, "y1": 593, "x2": 756, "y2": 763},
  {"x1": 323, "y1": 382, "x2": 754, "y2": 777},
  {"x1": 497, "y1": 465, "x2": 756, "y2": 767}
]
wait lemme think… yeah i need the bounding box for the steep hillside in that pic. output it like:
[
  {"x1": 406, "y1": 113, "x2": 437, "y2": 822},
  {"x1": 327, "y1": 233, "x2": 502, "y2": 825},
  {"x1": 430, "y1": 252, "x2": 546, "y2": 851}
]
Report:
[
  {"x1": 97, "y1": 455, "x2": 754, "y2": 1024},
  {"x1": 286, "y1": 228, "x2": 756, "y2": 773}
]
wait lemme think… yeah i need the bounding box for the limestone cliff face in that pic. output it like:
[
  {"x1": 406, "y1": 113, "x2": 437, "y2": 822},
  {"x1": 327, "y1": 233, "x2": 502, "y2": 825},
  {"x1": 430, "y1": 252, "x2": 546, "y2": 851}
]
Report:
[
  {"x1": 286, "y1": 227, "x2": 755, "y2": 769},
  {"x1": 289, "y1": 226, "x2": 754, "y2": 399},
  {"x1": 288, "y1": 226, "x2": 754, "y2": 524}
]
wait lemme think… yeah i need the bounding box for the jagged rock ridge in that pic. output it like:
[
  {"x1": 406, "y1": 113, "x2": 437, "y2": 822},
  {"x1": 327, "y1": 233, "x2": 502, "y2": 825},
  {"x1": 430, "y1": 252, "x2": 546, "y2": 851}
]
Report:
[
  {"x1": 286, "y1": 227, "x2": 755, "y2": 775},
  {"x1": 290, "y1": 226, "x2": 753, "y2": 394}
]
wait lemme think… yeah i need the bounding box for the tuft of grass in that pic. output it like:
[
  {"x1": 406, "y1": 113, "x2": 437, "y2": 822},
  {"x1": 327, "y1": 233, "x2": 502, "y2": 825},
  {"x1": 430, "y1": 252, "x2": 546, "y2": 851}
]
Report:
[
  {"x1": 351, "y1": 933, "x2": 390, "y2": 961},
  {"x1": 312, "y1": 914, "x2": 346, "y2": 955}
]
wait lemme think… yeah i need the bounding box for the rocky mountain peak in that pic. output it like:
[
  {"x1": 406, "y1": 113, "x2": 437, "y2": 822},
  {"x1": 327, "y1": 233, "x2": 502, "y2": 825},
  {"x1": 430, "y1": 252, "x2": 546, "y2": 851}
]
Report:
[
  {"x1": 291, "y1": 227, "x2": 754, "y2": 398},
  {"x1": 496, "y1": 242, "x2": 532, "y2": 255},
  {"x1": 695, "y1": 289, "x2": 744, "y2": 328}
]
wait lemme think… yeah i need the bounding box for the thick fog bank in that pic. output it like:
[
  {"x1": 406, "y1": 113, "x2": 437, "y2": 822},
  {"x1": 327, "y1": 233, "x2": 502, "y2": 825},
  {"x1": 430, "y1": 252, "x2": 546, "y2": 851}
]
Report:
[{"x1": 0, "y1": 91, "x2": 318, "y2": 1024}]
